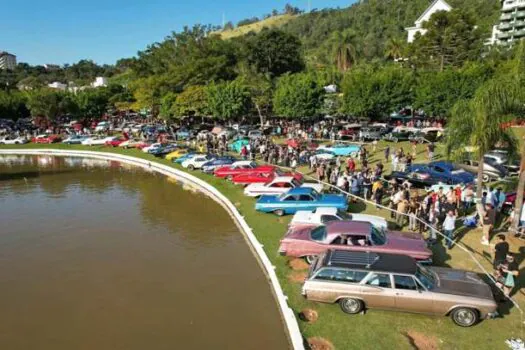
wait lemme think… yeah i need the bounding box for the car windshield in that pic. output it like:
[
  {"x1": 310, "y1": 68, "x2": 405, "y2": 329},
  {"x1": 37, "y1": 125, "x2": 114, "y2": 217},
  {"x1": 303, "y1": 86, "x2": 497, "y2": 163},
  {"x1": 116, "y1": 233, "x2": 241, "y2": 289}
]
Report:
[
  {"x1": 370, "y1": 227, "x2": 386, "y2": 245},
  {"x1": 415, "y1": 265, "x2": 436, "y2": 290},
  {"x1": 291, "y1": 179, "x2": 302, "y2": 187},
  {"x1": 310, "y1": 226, "x2": 327, "y2": 242}
]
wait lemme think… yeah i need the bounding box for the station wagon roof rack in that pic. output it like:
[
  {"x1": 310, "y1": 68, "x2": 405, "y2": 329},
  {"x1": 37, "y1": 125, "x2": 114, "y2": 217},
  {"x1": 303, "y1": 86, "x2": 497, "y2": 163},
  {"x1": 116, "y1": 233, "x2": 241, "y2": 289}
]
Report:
[{"x1": 324, "y1": 250, "x2": 417, "y2": 274}]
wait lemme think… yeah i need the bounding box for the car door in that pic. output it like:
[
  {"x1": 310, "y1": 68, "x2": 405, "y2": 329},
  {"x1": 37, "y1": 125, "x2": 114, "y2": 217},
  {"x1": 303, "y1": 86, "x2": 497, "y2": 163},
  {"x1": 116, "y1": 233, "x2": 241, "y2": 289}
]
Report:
[
  {"x1": 393, "y1": 275, "x2": 432, "y2": 314},
  {"x1": 360, "y1": 273, "x2": 396, "y2": 310},
  {"x1": 298, "y1": 194, "x2": 316, "y2": 211}
]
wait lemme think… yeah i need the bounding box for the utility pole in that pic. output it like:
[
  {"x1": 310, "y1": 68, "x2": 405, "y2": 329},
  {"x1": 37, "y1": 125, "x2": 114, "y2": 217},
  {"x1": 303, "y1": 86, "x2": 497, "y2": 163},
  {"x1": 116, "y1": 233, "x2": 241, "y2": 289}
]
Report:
[{"x1": 222, "y1": 12, "x2": 226, "y2": 28}]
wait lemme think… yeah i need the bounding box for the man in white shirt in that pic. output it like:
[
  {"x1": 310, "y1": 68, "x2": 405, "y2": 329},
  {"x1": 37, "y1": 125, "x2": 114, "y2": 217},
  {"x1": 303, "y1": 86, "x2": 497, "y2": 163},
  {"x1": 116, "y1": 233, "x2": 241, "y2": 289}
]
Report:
[{"x1": 443, "y1": 210, "x2": 456, "y2": 250}]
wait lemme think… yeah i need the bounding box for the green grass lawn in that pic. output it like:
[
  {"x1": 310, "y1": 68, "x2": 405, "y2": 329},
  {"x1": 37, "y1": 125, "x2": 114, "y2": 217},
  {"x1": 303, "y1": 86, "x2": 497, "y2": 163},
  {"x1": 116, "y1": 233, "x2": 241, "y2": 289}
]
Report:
[{"x1": 2, "y1": 142, "x2": 524, "y2": 350}]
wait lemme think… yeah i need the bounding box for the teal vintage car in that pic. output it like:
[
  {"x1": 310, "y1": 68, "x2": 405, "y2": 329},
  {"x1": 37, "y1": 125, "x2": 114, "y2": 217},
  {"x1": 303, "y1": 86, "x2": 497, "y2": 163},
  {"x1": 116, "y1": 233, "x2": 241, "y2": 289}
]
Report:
[
  {"x1": 229, "y1": 137, "x2": 250, "y2": 153},
  {"x1": 255, "y1": 187, "x2": 348, "y2": 216}
]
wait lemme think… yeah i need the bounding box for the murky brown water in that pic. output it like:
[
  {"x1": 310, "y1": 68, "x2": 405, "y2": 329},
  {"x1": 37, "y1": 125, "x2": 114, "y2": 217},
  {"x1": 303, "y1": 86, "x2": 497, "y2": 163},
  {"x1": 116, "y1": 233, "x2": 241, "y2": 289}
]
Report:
[{"x1": 0, "y1": 155, "x2": 289, "y2": 350}]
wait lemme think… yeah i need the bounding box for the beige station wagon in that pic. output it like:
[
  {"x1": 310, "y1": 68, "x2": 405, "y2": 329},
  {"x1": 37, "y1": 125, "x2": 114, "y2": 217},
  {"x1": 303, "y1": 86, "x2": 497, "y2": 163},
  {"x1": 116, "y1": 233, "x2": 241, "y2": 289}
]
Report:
[{"x1": 302, "y1": 250, "x2": 498, "y2": 327}]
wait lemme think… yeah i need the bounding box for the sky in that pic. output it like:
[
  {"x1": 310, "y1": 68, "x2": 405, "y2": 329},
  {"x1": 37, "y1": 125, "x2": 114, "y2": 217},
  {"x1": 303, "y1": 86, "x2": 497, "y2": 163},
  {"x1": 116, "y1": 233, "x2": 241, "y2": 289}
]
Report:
[{"x1": 1, "y1": 0, "x2": 356, "y2": 66}]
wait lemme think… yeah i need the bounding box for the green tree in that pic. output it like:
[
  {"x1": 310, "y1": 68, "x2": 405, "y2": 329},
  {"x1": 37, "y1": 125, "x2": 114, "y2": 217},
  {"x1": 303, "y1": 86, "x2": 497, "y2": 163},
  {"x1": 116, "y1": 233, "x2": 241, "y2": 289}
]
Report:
[
  {"x1": 237, "y1": 73, "x2": 273, "y2": 126},
  {"x1": 159, "y1": 92, "x2": 178, "y2": 120},
  {"x1": 273, "y1": 72, "x2": 324, "y2": 118},
  {"x1": 409, "y1": 9, "x2": 483, "y2": 71},
  {"x1": 0, "y1": 90, "x2": 30, "y2": 120},
  {"x1": 75, "y1": 88, "x2": 110, "y2": 118},
  {"x1": 206, "y1": 80, "x2": 251, "y2": 120},
  {"x1": 26, "y1": 89, "x2": 72, "y2": 120},
  {"x1": 384, "y1": 38, "x2": 405, "y2": 61},
  {"x1": 341, "y1": 65, "x2": 414, "y2": 119},
  {"x1": 173, "y1": 85, "x2": 209, "y2": 118},
  {"x1": 331, "y1": 30, "x2": 359, "y2": 72},
  {"x1": 246, "y1": 28, "x2": 304, "y2": 77}
]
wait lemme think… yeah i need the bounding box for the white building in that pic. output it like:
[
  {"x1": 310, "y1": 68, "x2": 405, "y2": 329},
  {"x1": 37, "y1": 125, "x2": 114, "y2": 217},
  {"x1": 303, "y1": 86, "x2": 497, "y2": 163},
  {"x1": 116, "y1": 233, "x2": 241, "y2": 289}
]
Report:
[
  {"x1": 405, "y1": 0, "x2": 452, "y2": 43},
  {"x1": 48, "y1": 82, "x2": 67, "y2": 90},
  {"x1": 489, "y1": 0, "x2": 525, "y2": 46},
  {"x1": 91, "y1": 77, "x2": 108, "y2": 88},
  {"x1": 0, "y1": 51, "x2": 17, "y2": 70}
]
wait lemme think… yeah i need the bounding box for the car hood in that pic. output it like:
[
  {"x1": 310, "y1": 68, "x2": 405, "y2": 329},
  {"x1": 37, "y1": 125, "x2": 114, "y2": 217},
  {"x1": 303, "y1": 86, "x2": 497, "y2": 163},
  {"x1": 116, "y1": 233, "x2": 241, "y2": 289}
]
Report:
[
  {"x1": 284, "y1": 226, "x2": 313, "y2": 241},
  {"x1": 384, "y1": 231, "x2": 430, "y2": 255},
  {"x1": 321, "y1": 194, "x2": 347, "y2": 204},
  {"x1": 431, "y1": 267, "x2": 494, "y2": 300},
  {"x1": 450, "y1": 169, "x2": 475, "y2": 182}
]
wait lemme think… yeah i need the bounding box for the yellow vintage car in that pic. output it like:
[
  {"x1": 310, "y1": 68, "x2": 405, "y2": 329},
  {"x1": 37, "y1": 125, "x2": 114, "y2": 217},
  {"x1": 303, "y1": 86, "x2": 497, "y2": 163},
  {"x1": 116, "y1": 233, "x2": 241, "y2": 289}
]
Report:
[{"x1": 165, "y1": 148, "x2": 190, "y2": 161}]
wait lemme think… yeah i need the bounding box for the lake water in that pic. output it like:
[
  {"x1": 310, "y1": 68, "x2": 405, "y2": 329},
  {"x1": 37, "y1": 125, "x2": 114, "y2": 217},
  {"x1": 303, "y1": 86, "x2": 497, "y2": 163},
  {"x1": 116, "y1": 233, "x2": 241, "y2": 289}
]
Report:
[{"x1": 0, "y1": 155, "x2": 289, "y2": 350}]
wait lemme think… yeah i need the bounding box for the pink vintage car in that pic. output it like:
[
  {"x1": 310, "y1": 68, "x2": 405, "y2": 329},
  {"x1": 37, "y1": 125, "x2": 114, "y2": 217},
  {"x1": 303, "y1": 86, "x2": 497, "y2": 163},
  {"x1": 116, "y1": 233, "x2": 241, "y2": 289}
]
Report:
[{"x1": 278, "y1": 220, "x2": 432, "y2": 264}]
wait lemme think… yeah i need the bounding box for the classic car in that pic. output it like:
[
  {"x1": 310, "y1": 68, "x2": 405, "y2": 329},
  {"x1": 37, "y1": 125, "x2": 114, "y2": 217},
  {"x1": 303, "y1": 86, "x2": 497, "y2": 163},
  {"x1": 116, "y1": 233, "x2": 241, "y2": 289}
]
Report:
[
  {"x1": 33, "y1": 134, "x2": 61, "y2": 144},
  {"x1": 142, "y1": 143, "x2": 164, "y2": 153},
  {"x1": 311, "y1": 149, "x2": 337, "y2": 163},
  {"x1": 302, "y1": 250, "x2": 498, "y2": 327},
  {"x1": 201, "y1": 156, "x2": 238, "y2": 174},
  {"x1": 388, "y1": 162, "x2": 475, "y2": 187},
  {"x1": 94, "y1": 121, "x2": 110, "y2": 132},
  {"x1": 383, "y1": 130, "x2": 414, "y2": 143},
  {"x1": 337, "y1": 124, "x2": 361, "y2": 140},
  {"x1": 358, "y1": 127, "x2": 383, "y2": 141},
  {"x1": 104, "y1": 136, "x2": 129, "y2": 147},
  {"x1": 229, "y1": 138, "x2": 250, "y2": 153},
  {"x1": 289, "y1": 207, "x2": 387, "y2": 230},
  {"x1": 80, "y1": 136, "x2": 114, "y2": 146},
  {"x1": 255, "y1": 187, "x2": 348, "y2": 216},
  {"x1": 149, "y1": 144, "x2": 179, "y2": 157},
  {"x1": 317, "y1": 144, "x2": 361, "y2": 157},
  {"x1": 62, "y1": 135, "x2": 88, "y2": 145},
  {"x1": 286, "y1": 138, "x2": 318, "y2": 150},
  {"x1": 119, "y1": 139, "x2": 149, "y2": 149},
  {"x1": 248, "y1": 129, "x2": 263, "y2": 140},
  {"x1": 165, "y1": 148, "x2": 192, "y2": 161},
  {"x1": 457, "y1": 158, "x2": 508, "y2": 182},
  {"x1": 175, "y1": 127, "x2": 193, "y2": 140},
  {"x1": 173, "y1": 152, "x2": 199, "y2": 164},
  {"x1": 244, "y1": 176, "x2": 324, "y2": 197},
  {"x1": 408, "y1": 128, "x2": 443, "y2": 144},
  {"x1": 0, "y1": 136, "x2": 29, "y2": 145},
  {"x1": 181, "y1": 154, "x2": 215, "y2": 170},
  {"x1": 279, "y1": 221, "x2": 431, "y2": 264},
  {"x1": 214, "y1": 161, "x2": 275, "y2": 179}
]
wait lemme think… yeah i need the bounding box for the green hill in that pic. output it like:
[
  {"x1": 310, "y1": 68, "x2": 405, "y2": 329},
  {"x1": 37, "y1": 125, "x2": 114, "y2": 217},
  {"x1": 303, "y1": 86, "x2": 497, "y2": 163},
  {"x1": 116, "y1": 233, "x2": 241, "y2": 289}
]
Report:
[{"x1": 215, "y1": 14, "x2": 297, "y2": 39}]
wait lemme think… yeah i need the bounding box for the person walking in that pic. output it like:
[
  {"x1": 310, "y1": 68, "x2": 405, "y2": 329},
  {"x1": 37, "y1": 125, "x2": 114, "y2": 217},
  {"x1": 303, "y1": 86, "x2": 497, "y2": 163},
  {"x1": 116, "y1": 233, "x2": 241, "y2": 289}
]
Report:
[
  {"x1": 492, "y1": 234, "x2": 509, "y2": 269},
  {"x1": 442, "y1": 210, "x2": 456, "y2": 249},
  {"x1": 384, "y1": 146, "x2": 390, "y2": 163},
  {"x1": 408, "y1": 198, "x2": 418, "y2": 231},
  {"x1": 396, "y1": 194, "x2": 409, "y2": 228},
  {"x1": 481, "y1": 203, "x2": 496, "y2": 246}
]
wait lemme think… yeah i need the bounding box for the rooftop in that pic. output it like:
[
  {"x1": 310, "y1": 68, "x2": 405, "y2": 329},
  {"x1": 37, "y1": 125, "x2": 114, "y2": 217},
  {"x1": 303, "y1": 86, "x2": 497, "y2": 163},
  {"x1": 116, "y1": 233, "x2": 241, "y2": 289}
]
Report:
[
  {"x1": 325, "y1": 220, "x2": 372, "y2": 236},
  {"x1": 323, "y1": 250, "x2": 418, "y2": 274}
]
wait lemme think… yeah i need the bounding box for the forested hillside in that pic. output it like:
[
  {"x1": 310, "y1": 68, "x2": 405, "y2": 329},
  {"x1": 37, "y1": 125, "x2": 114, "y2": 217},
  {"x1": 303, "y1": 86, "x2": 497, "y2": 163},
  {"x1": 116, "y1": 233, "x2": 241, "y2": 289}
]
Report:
[{"x1": 281, "y1": 0, "x2": 500, "y2": 65}]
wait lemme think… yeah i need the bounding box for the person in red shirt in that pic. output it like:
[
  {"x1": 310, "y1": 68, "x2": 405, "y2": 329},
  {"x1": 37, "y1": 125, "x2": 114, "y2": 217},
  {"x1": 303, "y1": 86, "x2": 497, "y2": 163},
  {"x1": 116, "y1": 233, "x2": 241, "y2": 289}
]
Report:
[{"x1": 347, "y1": 157, "x2": 356, "y2": 174}]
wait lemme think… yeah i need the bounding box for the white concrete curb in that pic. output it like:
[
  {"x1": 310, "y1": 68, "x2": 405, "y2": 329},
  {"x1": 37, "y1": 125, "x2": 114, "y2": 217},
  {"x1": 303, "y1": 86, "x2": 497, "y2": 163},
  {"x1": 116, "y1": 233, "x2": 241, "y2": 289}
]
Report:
[{"x1": 0, "y1": 149, "x2": 304, "y2": 350}]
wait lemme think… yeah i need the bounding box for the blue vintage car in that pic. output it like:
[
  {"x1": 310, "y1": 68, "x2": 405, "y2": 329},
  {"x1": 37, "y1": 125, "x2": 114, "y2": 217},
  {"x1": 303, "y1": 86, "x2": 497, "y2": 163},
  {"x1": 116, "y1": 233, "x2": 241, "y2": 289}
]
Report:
[
  {"x1": 175, "y1": 128, "x2": 193, "y2": 140},
  {"x1": 317, "y1": 143, "x2": 361, "y2": 157},
  {"x1": 392, "y1": 162, "x2": 475, "y2": 187},
  {"x1": 150, "y1": 144, "x2": 179, "y2": 157},
  {"x1": 255, "y1": 187, "x2": 348, "y2": 216},
  {"x1": 201, "y1": 156, "x2": 238, "y2": 173}
]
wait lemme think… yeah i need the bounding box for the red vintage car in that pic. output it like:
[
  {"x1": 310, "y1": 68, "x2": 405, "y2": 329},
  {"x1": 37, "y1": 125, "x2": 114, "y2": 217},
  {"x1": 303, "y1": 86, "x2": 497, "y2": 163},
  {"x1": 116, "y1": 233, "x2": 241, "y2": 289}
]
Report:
[
  {"x1": 286, "y1": 138, "x2": 318, "y2": 150},
  {"x1": 278, "y1": 220, "x2": 432, "y2": 264},
  {"x1": 214, "y1": 160, "x2": 276, "y2": 179},
  {"x1": 105, "y1": 136, "x2": 129, "y2": 147},
  {"x1": 32, "y1": 134, "x2": 61, "y2": 144},
  {"x1": 231, "y1": 168, "x2": 303, "y2": 185}
]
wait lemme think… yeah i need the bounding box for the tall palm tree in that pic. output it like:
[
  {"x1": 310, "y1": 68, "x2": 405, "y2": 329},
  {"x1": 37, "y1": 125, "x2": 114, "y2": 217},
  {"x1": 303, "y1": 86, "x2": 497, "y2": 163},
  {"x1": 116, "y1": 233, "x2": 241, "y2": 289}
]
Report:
[
  {"x1": 331, "y1": 30, "x2": 358, "y2": 72},
  {"x1": 384, "y1": 38, "x2": 404, "y2": 61},
  {"x1": 447, "y1": 78, "x2": 522, "y2": 203}
]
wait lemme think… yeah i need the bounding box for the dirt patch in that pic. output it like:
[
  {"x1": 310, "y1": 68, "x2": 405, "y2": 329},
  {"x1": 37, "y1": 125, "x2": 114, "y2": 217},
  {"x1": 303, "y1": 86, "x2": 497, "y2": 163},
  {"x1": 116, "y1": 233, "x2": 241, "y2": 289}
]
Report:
[
  {"x1": 288, "y1": 271, "x2": 308, "y2": 283},
  {"x1": 288, "y1": 258, "x2": 309, "y2": 271},
  {"x1": 404, "y1": 330, "x2": 439, "y2": 350},
  {"x1": 307, "y1": 337, "x2": 334, "y2": 350},
  {"x1": 299, "y1": 309, "x2": 318, "y2": 323}
]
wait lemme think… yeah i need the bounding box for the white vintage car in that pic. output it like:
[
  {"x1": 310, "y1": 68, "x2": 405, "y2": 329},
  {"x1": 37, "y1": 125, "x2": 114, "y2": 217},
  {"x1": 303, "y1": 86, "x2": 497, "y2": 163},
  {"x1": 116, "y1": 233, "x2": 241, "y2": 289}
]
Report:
[
  {"x1": 244, "y1": 176, "x2": 324, "y2": 197},
  {"x1": 289, "y1": 207, "x2": 388, "y2": 229},
  {"x1": 81, "y1": 136, "x2": 114, "y2": 146},
  {"x1": 142, "y1": 143, "x2": 163, "y2": 153},
  {"x1": 0, "y1": 136, "x2": 28, "y2": 145},
  {"x1": 181, "y1": 154, "x2": 215, "y2": 170}
]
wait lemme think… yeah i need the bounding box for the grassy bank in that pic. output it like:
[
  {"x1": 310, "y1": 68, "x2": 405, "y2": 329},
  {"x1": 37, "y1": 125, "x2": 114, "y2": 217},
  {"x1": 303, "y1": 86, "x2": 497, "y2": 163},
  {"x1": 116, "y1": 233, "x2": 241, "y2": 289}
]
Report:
[{"x1": 2, "y1": 143, "x2": 524, "y2": 350}]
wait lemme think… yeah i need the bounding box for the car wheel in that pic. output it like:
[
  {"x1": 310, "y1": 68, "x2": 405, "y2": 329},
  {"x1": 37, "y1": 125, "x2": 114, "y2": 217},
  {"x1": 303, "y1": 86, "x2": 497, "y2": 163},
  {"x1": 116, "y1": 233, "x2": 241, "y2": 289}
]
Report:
[
  {"x1": 188, "y1": 165, "x2": 195, "y2": 171},
  {"x1": 305, "y1": 255, "x2": 317, "y2": 265},
  {"x1": 451, "y1": 308, "x2": 478, "y2": 327},
  {"x1": 0, "y1": 142, "x2": 4, "y2": 145},
  {"x1": 482, "y1": 174, "x2": 490, "y2": 183},
  {"x1": 273, "y1": 209, "x2": 285, "y2": 216},
  {"x1": 339, "y1": 298, "x2": 364, "y2": 314},
  {"x1": 418, "y1": 138, "x2": 425, "y2": 144},
  {"x1": 350, "y1": 152, "x2": 358, "y2": 158},
  {"x1": 226, "y1": 175, "x2": 233, "y2": 181},
  {"x1": 393, "y1": 137, "x2": 398, "y2": 143},
  {"x1": 15, "y1": 141, "x2": 19, "y2": 144}
]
